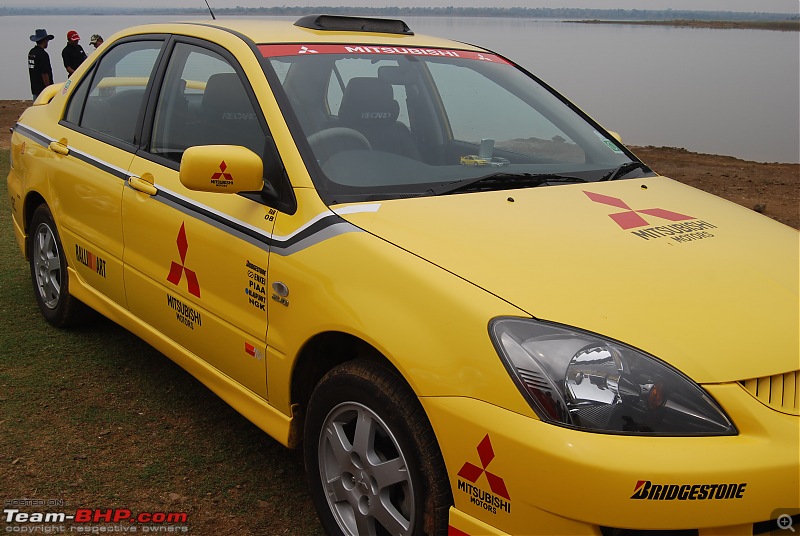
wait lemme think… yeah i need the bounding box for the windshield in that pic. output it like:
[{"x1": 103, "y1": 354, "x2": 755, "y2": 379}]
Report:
[{"x1": 261, "y1": 44, "x2": 648, "y2": 203}]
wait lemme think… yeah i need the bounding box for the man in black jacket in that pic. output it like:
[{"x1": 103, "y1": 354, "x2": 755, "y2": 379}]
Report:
[
  {"x1": 62, "y1": 30, "x2": 87, "y2": 76},
  {"x1": 28, "y1": 28, "x2": 54, "y2": 100}
]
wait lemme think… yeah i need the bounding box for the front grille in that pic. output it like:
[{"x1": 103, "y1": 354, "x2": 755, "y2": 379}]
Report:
[{"x1": 740, "y1": 370, "x2": 800, "y2": 415}]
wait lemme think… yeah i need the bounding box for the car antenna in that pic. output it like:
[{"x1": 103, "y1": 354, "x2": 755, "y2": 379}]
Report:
[{"x1": 204, "y1": 0, "x2": 216, "y2": 20}]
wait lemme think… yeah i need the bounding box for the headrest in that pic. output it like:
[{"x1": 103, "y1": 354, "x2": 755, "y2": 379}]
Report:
[
  {"x1": 339, "y1": 77, "x2": 399, "y2": 124},
  {"x1": 202, "y1": 73, "x2": 254, "y2": 120}
]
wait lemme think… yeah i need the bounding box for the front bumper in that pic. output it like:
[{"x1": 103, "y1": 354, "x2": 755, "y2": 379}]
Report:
[{"x1": 424, "y1": 382, "x2": 799, "y2": 535}]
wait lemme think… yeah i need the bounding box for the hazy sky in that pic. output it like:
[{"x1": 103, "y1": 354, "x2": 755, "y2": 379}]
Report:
[{"x1": 4, "y1": 0, "x2": 798, "y2": 13}]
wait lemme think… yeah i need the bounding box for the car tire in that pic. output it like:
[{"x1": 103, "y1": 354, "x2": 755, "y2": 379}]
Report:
[
  {"x1": 304, "y1": 359, "x2": 451, "y2": 536},
  {"x1": 29, "y1": 204, "x2": 88, "y2": 327}
]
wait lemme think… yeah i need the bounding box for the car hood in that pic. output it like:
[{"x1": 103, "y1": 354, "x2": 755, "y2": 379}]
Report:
[{"x1": 336, "y1": 177, "x2": 799, "y2": 383}]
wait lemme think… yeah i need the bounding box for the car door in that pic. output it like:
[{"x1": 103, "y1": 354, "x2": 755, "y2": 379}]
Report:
[
  {"x1": 122, "y1": 39, "x2": 274, "y2": 397},
  {"x1": 53, "y1": 38, "x2": 165, "y2": 307}
]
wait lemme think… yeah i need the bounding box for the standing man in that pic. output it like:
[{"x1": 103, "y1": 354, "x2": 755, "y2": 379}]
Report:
[
  {"x1": 89, "y1": 34, "x2": 103, "y2": 50},
  {"x1": 62, "y1": 30, "x2": 87, "y2": 76},
  {"x1": 28, "y1": 29, "x2": 54, "y2": 101}
]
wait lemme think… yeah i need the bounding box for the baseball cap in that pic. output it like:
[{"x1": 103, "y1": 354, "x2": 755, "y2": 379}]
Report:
[
  {"x1": 67, "y1": 30, "x2": 80, "y2": 42},
  {"x1": 90, "y1": 34, "x2": 102, "y2": 45}
]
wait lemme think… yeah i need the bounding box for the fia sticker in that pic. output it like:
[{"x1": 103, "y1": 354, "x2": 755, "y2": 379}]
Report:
[{"x1": 593, "y1": 130, "x2": 623, "y2": 153}]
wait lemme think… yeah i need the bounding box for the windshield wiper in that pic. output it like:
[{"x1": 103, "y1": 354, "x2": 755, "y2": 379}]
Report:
[
  {"x1": 599, "y1": 161, "x2": 652, "y2": 182},
  {"x1": 425, "y1": 172, "x2": 586, "y2": 196}
]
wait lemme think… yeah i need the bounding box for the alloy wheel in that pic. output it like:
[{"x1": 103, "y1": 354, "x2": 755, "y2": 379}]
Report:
[{"x1": 318, "y1": 401, "x2": 415, "y2": 536}]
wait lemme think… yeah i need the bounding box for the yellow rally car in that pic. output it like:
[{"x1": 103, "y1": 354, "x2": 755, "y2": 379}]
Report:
[
  {"x1": 7, "y1": 15, "x2": 799, "y2": 536},
  {"x1": 460, "y1": 155, "x2": 491, "y2": 166}
]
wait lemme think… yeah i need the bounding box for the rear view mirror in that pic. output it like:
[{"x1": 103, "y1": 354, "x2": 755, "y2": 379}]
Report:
[{"x1": 180, "y1": 145, "x2": 264, "y2": 193}]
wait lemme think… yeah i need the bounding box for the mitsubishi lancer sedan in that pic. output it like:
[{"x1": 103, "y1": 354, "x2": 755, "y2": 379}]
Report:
[{"x1": 7, "y1": 14, "x2": 799, "y2": 536}]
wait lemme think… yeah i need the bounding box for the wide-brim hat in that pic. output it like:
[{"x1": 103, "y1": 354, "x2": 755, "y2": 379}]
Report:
[{"x1": 30, "y1": 29, "x2": 55, "y2": 42}]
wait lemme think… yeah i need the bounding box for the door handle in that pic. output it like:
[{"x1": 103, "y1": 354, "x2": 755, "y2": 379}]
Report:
[
  {"x1": 128, "y1": 173, "x2": 157, "y2": 196},
  {"x1": 48, "y1": 138, "x2": 69, "y2": 155}
]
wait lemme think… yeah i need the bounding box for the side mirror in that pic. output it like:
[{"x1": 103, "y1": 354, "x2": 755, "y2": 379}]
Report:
[
  {"x1": 179, "y1": 145, "x2": 264, "y2": 193},
  {"x1": 607, "y1": 131, "x2": 623, "y2": 144}
]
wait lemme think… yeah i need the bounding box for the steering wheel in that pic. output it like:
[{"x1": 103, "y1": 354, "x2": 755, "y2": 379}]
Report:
[{"x1": 307, "y1": 127, "x2": 371, "y2": 164}]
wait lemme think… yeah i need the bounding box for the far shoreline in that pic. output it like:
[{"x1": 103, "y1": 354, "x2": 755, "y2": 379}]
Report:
[{"x1": 568, "y1": 19, "x2": 800, "y2": 31}]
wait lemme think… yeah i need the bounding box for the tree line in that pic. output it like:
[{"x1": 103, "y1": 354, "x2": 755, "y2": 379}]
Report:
[{"x1": 1, "y1": 6, "x2": 796, "y2": 21}]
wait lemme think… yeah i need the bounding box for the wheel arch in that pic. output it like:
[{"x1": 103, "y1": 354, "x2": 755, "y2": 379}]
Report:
[
  {"x1": 291, "y1": 330, "x2": 403, "y2": 418},
  {"x1": 21, "y1": 191, "x2": 48, "y2": 259}
]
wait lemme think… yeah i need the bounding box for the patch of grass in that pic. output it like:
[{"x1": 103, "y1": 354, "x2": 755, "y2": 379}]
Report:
[{"x1": 1, "y1": 149, "x2": 323, "y2": 534}]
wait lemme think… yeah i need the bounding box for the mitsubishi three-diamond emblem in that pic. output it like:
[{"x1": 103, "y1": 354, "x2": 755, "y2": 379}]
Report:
[
  {"x1": 584, "y1": 190, "x2": 694, "y2": 230},
  {"x1": 167, "y1": 223, "x2": 201, "y2": 298},
  {"x1": 458, "y1": 434, "x2": 510, "y2": 500}
]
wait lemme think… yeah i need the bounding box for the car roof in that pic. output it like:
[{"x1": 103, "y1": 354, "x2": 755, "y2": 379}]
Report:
[{"x1": 109, "y1": 16, "x2": 487, "y2": 51}]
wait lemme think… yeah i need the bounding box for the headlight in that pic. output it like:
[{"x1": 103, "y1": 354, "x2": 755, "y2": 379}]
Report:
[{"x1": 490, "y1": 317, "x2": 736, "y2": 436}]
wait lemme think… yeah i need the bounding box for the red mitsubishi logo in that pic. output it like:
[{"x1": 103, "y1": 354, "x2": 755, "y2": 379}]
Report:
[
  {"x1": 584, "y1": 191, "x2": 694, "y2": 230},
  {"x1": 458, "y1": 434, "x2": 510, "y2": 500},
  {"x1": 167, "y1": 223, "x2": 200, "y2": 298},
  {"x1": 211, "y1": 161, "x2": 233, "y2": 182}
]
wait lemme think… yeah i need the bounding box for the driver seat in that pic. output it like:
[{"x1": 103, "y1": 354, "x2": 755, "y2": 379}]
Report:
[
  {"x1": 338, "y1": 77, "x2": 420, "y2": 160},
  {"x1": 199, "y1": 73, "x2": 264, "y2": 155}
]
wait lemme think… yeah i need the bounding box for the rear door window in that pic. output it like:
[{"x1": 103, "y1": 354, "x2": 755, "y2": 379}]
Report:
[{"x1": 65, "y1": 40, "x2": 163, "y2": 145}]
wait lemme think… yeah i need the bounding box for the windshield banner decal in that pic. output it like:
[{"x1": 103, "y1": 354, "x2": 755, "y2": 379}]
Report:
[{"x1": 258, "y1": 44, "x2": 510, "y2": 64}]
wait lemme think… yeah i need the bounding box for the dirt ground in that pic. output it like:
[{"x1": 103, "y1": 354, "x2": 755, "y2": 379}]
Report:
[{"x1": 2, "y1": 98, "x2": 797, "y2": 229}]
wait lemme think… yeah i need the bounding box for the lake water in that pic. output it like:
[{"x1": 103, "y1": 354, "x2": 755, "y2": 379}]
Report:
[{"x1": 1, "y1": 14, "x2": 798, "y2": 163}]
